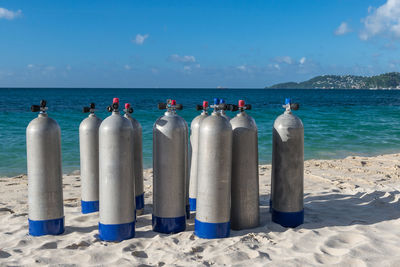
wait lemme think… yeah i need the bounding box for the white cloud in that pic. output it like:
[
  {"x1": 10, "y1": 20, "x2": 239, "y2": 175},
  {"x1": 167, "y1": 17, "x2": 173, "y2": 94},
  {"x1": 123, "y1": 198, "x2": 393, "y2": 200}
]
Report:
[
  {"x1": 0, "y1": 7, "x2": 22, "y2": 20},
  {"x1": 237, "y1": 65, "x2": 247, "y2": 71},
  {"x1": 299, "y1": 57, "x2": 307, "y2": 64},
  {"x1": 124, "y1": 64, "x2": 132, "y2": 70},
  {"x1": 132, "y1": 34, "x2": 149, "y2": 45},
  {"x1": 275, "y1": 56, "x2": 293, "y2": 64},
  {"x1": 27, "y1": 64, "x2": 34, "y2": 69},
  {"x1": 273, "y1": 64, "x2": 280, "y2": 70},
  {"x1": 335, "y1": 22, "x2": 351, "y2": 35},
  {"x1": 168, "y1": 54, "x2": 196, "y2": 63},
  {"x1": 360, "y1": 0, "x2": 400, "y2": 40}
]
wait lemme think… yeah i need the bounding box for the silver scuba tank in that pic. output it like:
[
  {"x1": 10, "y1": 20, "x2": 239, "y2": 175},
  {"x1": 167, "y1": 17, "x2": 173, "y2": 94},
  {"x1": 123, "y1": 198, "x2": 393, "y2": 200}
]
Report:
[
  {"x1": 188, "y1": 101, "x2": 209, "y2": 212},
  {"x1": 271, "y1": 98, "x2": 304, "y2": 228},
  {"x1": 230, "y1": 100, "x2": 260, "y2": 230},
  {"x1": 79, "y1": 103, "x2": 102, "y2": 214},
  {"x1": 99, "y1": 98, "x2": 135, "y2": 241},
  {"x1": 123, "y1": 103, "x2": 144, "y2": 216},
  {"x1": 195, "y1": 99, "x2": 233, "y2": 239},
  {"x1": 27, "y1": 100, "x2": 64, "y2": 236},
  {"x1": 152, "y1": 99, "x2": 187, "y2": 233}
]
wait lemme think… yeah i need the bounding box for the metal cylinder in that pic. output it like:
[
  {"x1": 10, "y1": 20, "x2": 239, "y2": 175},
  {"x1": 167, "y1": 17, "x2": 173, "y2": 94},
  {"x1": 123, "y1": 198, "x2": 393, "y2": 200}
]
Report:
[
  {"x1": 27, "y1": 100, "x2": 64, "y2": 236},
  {"x1": 271, "y1": 98, "x2": 304, "y2": 228},
  {"x1": 153, "y1": 99, "x2": 187, "y2": 234},
  {"x1": 188, "y1": 101, "x2": 209, "y2": 211},
  {"x1": 195, "y1": 103, "x2": 232, "y2": 239},
  {"x1": 79, "y1": 103, "x2": 102, "y2": 214},
  {"x1": 123, "y1": 103, "x2": 144, "y2": 216},
  {"x1": 230, "y1": 101, "x2": 259, "y2": 230},
  {"x1": 99, "y1": 98, "x2": 135, "y2": 241}
]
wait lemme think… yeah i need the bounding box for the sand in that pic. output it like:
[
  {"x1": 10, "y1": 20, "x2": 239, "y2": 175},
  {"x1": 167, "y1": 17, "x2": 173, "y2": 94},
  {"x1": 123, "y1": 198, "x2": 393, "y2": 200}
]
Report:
[{"x1": 1, "y1": 153, "x2": 400, "y2": 266}]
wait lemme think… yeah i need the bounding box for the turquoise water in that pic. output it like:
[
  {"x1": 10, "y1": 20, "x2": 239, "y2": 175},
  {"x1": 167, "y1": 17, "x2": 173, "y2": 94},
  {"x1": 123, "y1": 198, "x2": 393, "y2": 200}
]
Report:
[{"x1": 0, "y1": 88, "x2": 400, "y2": 176}]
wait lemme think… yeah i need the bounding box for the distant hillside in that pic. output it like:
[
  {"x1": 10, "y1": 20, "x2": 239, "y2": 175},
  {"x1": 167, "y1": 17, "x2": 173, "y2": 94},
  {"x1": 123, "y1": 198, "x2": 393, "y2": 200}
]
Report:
[{"x1": 267, "y1": 72, "x2": 400, "y2": 89}]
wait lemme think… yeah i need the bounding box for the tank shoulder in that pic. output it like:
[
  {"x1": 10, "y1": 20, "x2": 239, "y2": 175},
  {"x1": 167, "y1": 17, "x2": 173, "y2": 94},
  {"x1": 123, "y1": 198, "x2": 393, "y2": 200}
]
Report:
[
  {"x1": 27, "y1": 115, "x2": 60, "y2": 132},
  {"x1": 100, "y1": 113, "x2": 133, "y2": 132},
  {"x1": 80, "y1": 115, "x2": 102, "y2": 130},
  {"x1": 202, "y1": 113, "x2": 232, "y2": 131},
  {"x1": 274, "y1": 112, "x2": 303, "y2": 128},
  {"x1": 154, "y1": 113, "x2": 187, "y2": 131},
  {"x1": 230, "y1": 113, "x2": 257, "y2": 130}
]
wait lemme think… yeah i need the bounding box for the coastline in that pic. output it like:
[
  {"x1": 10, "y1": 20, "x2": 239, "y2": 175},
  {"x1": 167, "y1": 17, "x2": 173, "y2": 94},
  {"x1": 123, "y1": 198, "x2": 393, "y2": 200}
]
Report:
[{"x1": 1, "y1": 153, "x2": 399, "y2": 265}]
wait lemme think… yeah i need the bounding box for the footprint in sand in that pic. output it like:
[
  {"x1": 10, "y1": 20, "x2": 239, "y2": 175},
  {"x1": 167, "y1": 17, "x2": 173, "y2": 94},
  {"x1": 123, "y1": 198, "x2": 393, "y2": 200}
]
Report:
[
  {"x1": 131, "y1": 250, "x2": 148, "y2": 258},
  {"x1": 39, "y1": 241, "x2": 58, "y2": 249},
  {"x1": 315, "y1": 232, "x2": 366, "y2": 264},
  {"x1": 0, "y1": 250, "x2": 11, "y2": 258},
  {"x1": 65, "y1": 241, "x2": 90, "y2": 250}
]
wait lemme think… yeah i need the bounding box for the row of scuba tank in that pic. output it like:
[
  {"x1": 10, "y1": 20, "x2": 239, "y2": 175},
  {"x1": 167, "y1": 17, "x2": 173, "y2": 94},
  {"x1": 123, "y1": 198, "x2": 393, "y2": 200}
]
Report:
[{"x1": 26, "y1": 97, "x2": 304, "y2": 241}]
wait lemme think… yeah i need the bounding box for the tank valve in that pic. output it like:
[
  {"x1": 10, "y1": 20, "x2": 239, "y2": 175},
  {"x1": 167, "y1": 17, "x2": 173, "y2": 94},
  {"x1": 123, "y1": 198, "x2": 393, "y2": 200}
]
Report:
[
  {"x1": 83, "y1": 103, "x2": 96, "y2": 113},
  {"x1": 195, "y1": 101, "x2": 209, "y2": 111},
  {"x1": 158, "y1": 99, "x2": 183, "y2": 110},
  {"x1": 124, "y1": 103, "x2": 134, "y2": 114},
  {"x1": 31, "y1": 100, "x2": 48, "y2": 113},
  {"x1": 211, "y1": 98, "x2": 227, "y2": 111},
  {"x1": 283, "y1": 98, "x2": 300, "y2": 111},
  {"x1": 237, "y1": 100, "x2": 252, "y2": 112},
  {"x1": 107, "y1": 98, "x2": 120, "y2": 112}
]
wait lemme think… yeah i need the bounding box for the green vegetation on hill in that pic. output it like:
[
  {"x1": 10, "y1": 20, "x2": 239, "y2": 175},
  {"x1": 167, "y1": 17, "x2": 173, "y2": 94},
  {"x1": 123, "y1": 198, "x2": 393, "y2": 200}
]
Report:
[{"x1": 267, "y1": 72, "x2": 400, "y2": 89}]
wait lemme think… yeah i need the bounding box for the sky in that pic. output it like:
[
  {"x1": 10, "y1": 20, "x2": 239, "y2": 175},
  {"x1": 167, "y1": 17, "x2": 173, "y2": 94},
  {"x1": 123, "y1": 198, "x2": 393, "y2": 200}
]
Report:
[{"x1": 0, "y1": 0, "x2": 400, "y2": 88}]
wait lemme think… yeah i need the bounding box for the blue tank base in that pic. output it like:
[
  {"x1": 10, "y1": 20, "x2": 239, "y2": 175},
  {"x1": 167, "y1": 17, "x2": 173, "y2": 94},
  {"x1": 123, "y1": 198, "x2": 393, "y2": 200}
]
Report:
[
  {"x1": 135, "y1": 193, "x2": 144, "y2": 211},
  {"x1": 81, "y1": 200, "x2": 99, "y2": 214},
  {"x1": 186, "y1": 205, "x2": 190, "y2": 219},
  {"x1": 271, "y1": 208, "x2": 304, "y2": 228},
  {"x1": 152, "y1": 215, "x2": 186, "y2": 234},
  {"x1": 189, "y1": 198, "x2": 196, "y2": 211},
  {"x1": 29, "y1": 217, "x2": 65, "y2": 236},
  {"x1": 194, "y1": 219, "x2": 230, "y2": 239},
  {"x1": 98, "y1": 221, "x2": 135, "y2": 242}
]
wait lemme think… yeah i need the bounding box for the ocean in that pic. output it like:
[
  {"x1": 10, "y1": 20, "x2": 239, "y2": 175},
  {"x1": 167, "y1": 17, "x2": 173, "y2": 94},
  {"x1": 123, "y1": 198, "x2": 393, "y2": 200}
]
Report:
[{"x1": 0, "y1": 88, "x2": 399, "y2": 176}]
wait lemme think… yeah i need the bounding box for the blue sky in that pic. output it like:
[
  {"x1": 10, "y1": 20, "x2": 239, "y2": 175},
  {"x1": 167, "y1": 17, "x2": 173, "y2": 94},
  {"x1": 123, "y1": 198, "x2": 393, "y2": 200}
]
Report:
[{"x1": 0, "y1": 0, "x2": 399, "y2": 88}]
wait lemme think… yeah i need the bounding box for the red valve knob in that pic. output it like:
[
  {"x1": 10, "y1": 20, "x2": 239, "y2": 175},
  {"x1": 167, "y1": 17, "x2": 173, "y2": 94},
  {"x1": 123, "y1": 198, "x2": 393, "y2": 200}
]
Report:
[
  {"x1": 203, "y1": 101, "x2": 208, "y2": 108},
  {"x1": 171, "y1": 100, "x2": 176, "y2": 105},
  {"x1": 125, "y1": 103, "x2": 130, "y2": 109},
  {"x1": 238, "y1": 100, "x2": 245, "y2": 107},
  {"x1": 113, "y1": 98, "x2": 119, "y2": 104}
]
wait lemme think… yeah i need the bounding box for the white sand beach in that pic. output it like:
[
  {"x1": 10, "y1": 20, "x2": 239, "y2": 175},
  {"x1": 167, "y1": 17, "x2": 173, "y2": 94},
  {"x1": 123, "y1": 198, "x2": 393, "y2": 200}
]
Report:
[{"x1": 1, "y1": 153, "x2": 400, "y2": 266}]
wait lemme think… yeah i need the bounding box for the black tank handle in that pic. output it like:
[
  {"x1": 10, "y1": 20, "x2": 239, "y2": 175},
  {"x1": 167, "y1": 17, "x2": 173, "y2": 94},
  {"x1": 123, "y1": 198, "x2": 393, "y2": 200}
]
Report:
[
  {"x1": 83, "y1": 103, "x2": 96, "y2": 113},
  {"x1": 31, "y1": 100, "x2": 47, "y2": 113}
]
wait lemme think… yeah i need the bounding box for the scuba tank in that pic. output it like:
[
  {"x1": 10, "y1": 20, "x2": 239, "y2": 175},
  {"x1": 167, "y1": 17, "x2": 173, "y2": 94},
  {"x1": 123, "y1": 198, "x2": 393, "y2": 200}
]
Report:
[
  {"x1": 79, "y1": 103, "x2": 102, "y2": 214},
  {"x1": 123, "y1": 103, "x2": 144, "y2": 216},
  {"x1": 27, "y1": 100, "x2": 64, "y2": 236},
  {"x1": 195, "y1": 98, "x2": 233, "y2": 239},
  {"x1": 188, "y1": 101, "x2": 209, "y2": 211},
  {"x1": 99, "y1": 98, "x2": 135, "y2": 241},
  {"x1": 271, "y1": 98, "x2": 304, "y2": 228},
  {"x1": 230, "y1": 100, "x2": 259, "y2": 230},
  {"x1": 153, "y1": 99, "x2": 188, "y2": 233}
]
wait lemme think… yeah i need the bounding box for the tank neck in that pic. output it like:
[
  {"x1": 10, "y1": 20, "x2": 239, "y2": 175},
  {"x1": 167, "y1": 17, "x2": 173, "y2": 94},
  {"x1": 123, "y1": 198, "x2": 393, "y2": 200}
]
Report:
[
  {"x1": 38, "y1": 113, "x2": 48, "y2": 118},
  {"x1": 112, "y1": 111, "x2": 120, "y2": 116},
  {"x1": 165, "y1": 110, "x2": 176, "y2": 116},
  {"x1": 89, "y1": 113, "x2": 96, "y2": 117},
  {"x1": 201, "y1": 110, "x2": 208, "y2": 115},
  {"x1": 212, "y1": 110, "x2": 221, "y2": 116}
]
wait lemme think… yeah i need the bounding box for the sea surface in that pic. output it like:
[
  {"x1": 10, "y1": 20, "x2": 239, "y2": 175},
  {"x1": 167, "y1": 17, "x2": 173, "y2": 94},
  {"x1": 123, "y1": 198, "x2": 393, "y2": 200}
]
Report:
[{"x1": 0, "y1": 88, "x2": 400, "y2": 176}]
